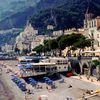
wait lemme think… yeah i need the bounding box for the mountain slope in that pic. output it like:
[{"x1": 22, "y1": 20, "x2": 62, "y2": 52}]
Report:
[
  {"x1": 0, "y1": 28, "x2": 22, "y2": 46},
  {"x1": 0, "y1": 0, "x2": 40, "y2": 30},
  {"x1": 30, "y1": 0, "x2": 100, "y2": 33},
  {"x1": 0, "y1": 7, "x2": 35, "y2": 30},
  {"x1": 0, "y1": 0, "x2": 100, "y2": 30},
  {"x1": 0, "y1": 0, "x2": 40, "y2": 21}
]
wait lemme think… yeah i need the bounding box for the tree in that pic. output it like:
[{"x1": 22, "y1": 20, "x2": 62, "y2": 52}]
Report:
[
  {"x1": 57, "y1": 35, "x2": 68, "y2": 50},
  {"x1": 44, "y1": 40, "x2": 51, "y2": 52},
  {"x1": 33, "y1": 45, "x2": 45, "y2": 54},
  {"x1": 73, "y1": 37, "x2": 91, "y2": 53},
  {"x1": 50, "y1": 39, "x2": 58, "y2": 50},
  {"x1": 33, "y1": 33, "x2": 91, "y2": 56},
  {"x1": 57, "y1": 33, "x2": 91, "y2": 55}
]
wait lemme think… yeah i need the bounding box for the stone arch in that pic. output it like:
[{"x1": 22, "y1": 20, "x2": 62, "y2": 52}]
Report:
[{"x1": 82, "y1": 63, "x2": 88, "y2": 75}]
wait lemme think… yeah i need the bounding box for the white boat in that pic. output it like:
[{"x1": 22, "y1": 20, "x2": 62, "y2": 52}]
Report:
[{"x1": 17, "y1": 57, "x2": 70, "y2": 77}]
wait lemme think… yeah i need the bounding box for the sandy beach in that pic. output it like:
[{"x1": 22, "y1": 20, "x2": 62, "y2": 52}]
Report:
[
  {"x1": 0, "y1": 66, "x2": 15, "y2": 100},
  {"x1": 0, "y1": 60, "x2": 100, "y2": 100},
  {"x1": 0, "y1": 77, "x2": 15, "y2": 100},
  {"x1": 0, "y1": 61, "x2": 25, "y2": 100}
]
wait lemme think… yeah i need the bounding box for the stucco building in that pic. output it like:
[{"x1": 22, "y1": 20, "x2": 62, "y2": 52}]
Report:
[
  {"x1": 84, "y1": 13, "x2": 100, "y2": 51},
  {"x1": 16, "y1": 24, "x2": 38, "y2": 51}
]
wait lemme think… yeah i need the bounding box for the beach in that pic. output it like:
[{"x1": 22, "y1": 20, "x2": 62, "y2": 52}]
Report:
[
  {"x1": 0, "y1": 61, "x2": 25, "y2": 100},
  {"x1": 0, "y1": 77, "x2": 15, "y2": 100},
  {"x1": 0, "y1": 60, "x2": 100, "y2": 100},
  {"x1": 0, "y1": 65, "x2": 15, "y2": 100}
]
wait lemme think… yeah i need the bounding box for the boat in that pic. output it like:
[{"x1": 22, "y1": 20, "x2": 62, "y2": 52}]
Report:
[
  {"x1": 17, "y1": 55, "x2": 47, "y2": 66},
  {"x1": 17, "y1": 57, "x2": 70, "y2": 77}
]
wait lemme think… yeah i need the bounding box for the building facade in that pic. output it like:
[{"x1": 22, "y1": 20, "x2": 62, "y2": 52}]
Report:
[
  {"x1": 2, "y1": 44, "x2": 14, "y2": 52},
  {"x1": 16, "y1": 24, "x2": 38, "y2": 51},
  {"x1": 84, "y1": 13, "x2": 100, "y2": 51}
]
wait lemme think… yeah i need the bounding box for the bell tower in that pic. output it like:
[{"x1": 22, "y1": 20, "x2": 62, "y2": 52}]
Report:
[{"x1": 84, "y1": 0, "x2": 93, "y2": 29}]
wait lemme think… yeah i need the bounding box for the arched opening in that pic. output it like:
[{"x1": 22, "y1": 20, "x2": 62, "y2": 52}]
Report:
[{"x1": 82, "y1": 63, "x2": 88, "y2": 75}]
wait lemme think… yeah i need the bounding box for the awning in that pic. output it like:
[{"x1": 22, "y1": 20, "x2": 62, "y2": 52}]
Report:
[
  {"x1": 25, "y1": 65, "x2": 32, "y2": 69},
  {"x1": 19, "y1": 66, "x2": 24, "y2": 69}
]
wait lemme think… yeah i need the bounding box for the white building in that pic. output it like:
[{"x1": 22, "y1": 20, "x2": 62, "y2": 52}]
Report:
[
  {"x1": 84, "y1": 13, "x2": 100, "y2": 51},
  {"x1": 2, "y1": 44, "x2": 14, "y2": 52},
  {"x1": 31, "y1": 35, "x2": 53, "y2": 50},
  {"x1": 52, "y1": 30, "x2": 63, "y2": 37},
  {"x1": 16, "y1": 24, "x2": 38, "y2": 51},
  {"x1": 31, "y1": 35, "x2": 45, "y2": 49},
  {"x1": 64, "y1": 28, "x2": 84, "y2": 35}
]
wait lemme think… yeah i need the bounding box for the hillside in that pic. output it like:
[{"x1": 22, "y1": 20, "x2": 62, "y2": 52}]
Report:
[
  {"x1": 0, "y1": 7, "x2": 35, "y2": 30},
  {"x1": 30, "y1": 0, "x2": 100, "y2": 33},
  {"x1": 0, "y1": 0, "x2": 40, "y2": 30},
  {"x1": 0, "y1": 28, "x2": 22, "y2": 46},
  {"x1": 0, "y1": 0, "x2": 100, "y2": 31},
  {"x1": 0, "y1": 0, "x2": 40, "y2": 21}
]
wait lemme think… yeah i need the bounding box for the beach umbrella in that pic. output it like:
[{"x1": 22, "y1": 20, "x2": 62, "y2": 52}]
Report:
[
  {"x1": 43, "y1": 77, "x2": 50, "y2": 81},
  {"x1": 18, "y1": 83, "x2": 26, "y2": 91},
  {"x1": 47, "y1": 80, "x2": 53, "y2": 85},
  {"x1": 25, "y1": 65, "x2": 32, "y2": 69},
  {"x1": 19, "y1": 66, "x2": 24, "y2": 69},
  {"x1": 28, "y1": 78, "x2": 37, "y2": 86}
]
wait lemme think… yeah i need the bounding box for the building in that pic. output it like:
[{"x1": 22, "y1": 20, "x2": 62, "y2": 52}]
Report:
[
  {"x1": 64, "y1": 28, "x2": 84, "y2": 35},
  {"x1": 16, "y1": 24, "x2": 38, "y2": 51},
  {"x1": 1, "y1": 44, "x2": 14, "y2": 52},
  {"x1": 31, "y1": 35, "x2": 55, "y2": 50},
  {"x1": 52, "y1": 30, "x2": 63, "y2": 37},
  {"x1": 84, "y1": 12, "x2": 100, "y2": 51},
  {"x1": 31, "y1": 35, "x2": 46, "y2": 49}
]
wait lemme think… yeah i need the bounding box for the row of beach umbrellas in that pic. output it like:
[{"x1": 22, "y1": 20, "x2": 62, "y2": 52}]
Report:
[
  {"x1": 43, "y1": 77, "x2": 53, "y2": 85},
  {"x1": 11, "y1": 75, "x2": 26, "y2": 91}
]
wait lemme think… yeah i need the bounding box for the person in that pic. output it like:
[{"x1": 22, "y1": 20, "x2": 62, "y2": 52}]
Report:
[
  {"x1": 25, "y1": 92, "x2": 31, "y2": 100},
  {"x1": 77, "y1": 54, "x2": 82, "y2": 63},
  {"x1": 0, "y1": 68, "x2": 2, "y2": 75}
]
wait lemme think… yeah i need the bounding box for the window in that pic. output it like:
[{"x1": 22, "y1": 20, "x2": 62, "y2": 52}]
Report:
[
  {"x1": 64, "y1": 67, "x2": 66, "y2": 69},
  {"x1": 97, "y1": 34, "x2": 99, "y2": 38},
  {"x1": 98, "y1": 42, "x2": 99, "y2": 47},
  {"x1": 94, "y1": 20, "x2": 96, "y2": 27},
  {"x1": 92, "y1": 21, "x2": 94, "y2": 27}
]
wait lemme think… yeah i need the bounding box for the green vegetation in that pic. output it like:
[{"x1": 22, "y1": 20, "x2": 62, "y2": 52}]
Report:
[
  {"x1": 0, "y1": 28, "x2": 22, "y2": 46},
  {"x1": 30, "y1": 0, "x2": 100, "y2": 34},
  {"x1": 0, "y1": 0, "x2": 100, "y2": 30},
  {"x1": 92, "y1": 60, "x2": 100, "y2": 67},
  {"x1": 33, "y1": 33, "x2": 91, "y2": 55},
  {"x1": 0, "y1": 0, "x2": 40, "y2": 30}
]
